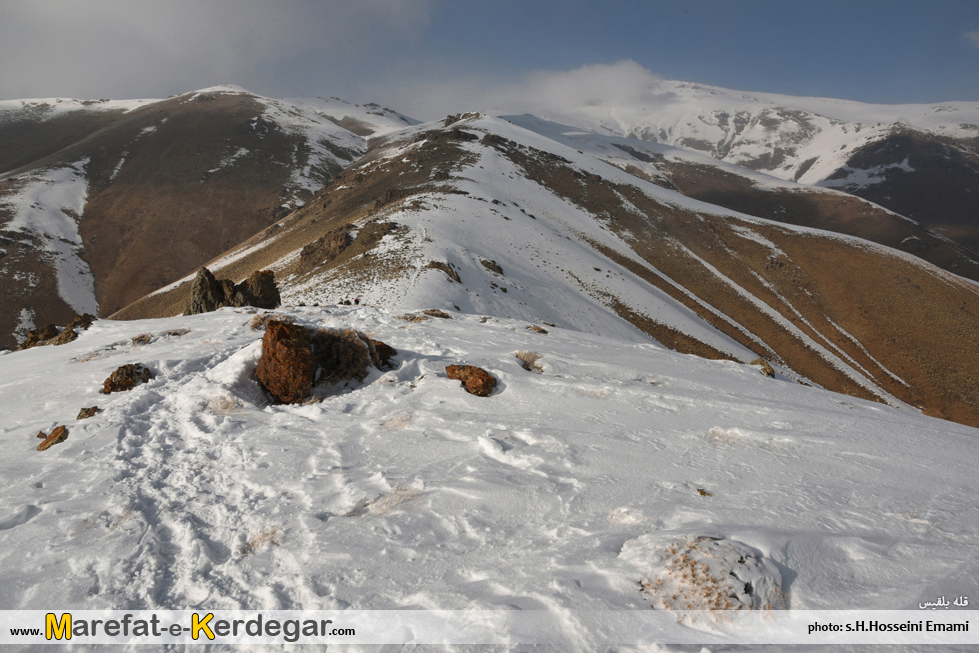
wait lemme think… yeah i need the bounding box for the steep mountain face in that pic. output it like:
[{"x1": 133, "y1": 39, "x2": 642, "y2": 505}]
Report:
[
  {"x1": 116, "y1": 114, "x2": 979, "y2": 429},
  {"x1": 503, "y1": 114, "x2": 979, "y2": 283},
  {"x1": 0, "y1": 87, "x2": 371, "y2": 349},
  {"x1": 536, "y1": 80, "x2": 979, "y2": 252}
]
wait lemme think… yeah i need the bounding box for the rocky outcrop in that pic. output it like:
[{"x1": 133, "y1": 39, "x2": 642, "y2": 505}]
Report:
[
  {"x1": 256, "y1": 320, "x2": 317, "y2": 404},
  {"x1": 185, "y1": 267, "x2": 281, "y2": 315},
  {"x1": 446, "y1": 365, "x2": 497, "y2": 397},
  {"x1": 101, "y1": 363, "x2": 152, "y2": 394},
  {"x1": 17, "y1": 325, "x2": 59, "y2": 350}
]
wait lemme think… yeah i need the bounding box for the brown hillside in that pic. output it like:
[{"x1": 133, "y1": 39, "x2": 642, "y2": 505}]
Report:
[
  {"x1": 114, "y1": 116, "x2": 979, "y2": 428},
  {"x1": 0, "y1": 90, "x2": 362, "y2": 348}
]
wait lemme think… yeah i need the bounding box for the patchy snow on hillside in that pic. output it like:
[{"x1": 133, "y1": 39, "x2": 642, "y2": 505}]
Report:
[
  {"x1": 286, "y1": 97, "x2": 421, "y2": 136},
  {"x1": 0, "y1": 159, "x2": 98, "y2": 315},
  {"x1": 0, "y1": 305, "x2": 976, "y2": 650},
  {"x1": 528, "y1": 79, "x2": 979, "y2": 186}
]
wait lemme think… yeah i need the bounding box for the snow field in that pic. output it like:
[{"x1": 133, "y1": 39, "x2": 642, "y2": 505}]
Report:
[
  {"x1": 0, "y1": 159, "x2": 98, "y2": 315},
  {"x1": 0, "y1": 305, "x2": 977, "y2": 651}
]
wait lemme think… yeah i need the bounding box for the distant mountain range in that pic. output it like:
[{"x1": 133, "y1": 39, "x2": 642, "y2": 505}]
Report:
[{"x1": 3, "y1": 84, "x2": 978, "y2": 427}]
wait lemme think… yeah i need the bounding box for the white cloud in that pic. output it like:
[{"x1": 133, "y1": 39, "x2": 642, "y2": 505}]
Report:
[
  {"x1": 966, "y1": 31, "x2": 979, "y2": 49},
  {"x1": 0, "y1": 0, "x2": 434, "y2": 100},
  {"x1": 358, "y1": 60, "x2": 669, "y2": 121}
]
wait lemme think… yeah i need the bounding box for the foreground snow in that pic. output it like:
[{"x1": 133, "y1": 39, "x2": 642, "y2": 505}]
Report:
[{"x1": 0, "y1": 306, "x2": 977, "y2": 650}]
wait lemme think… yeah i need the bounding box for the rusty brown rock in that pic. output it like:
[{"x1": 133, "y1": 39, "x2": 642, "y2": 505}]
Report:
[
  {"x1": 77, "y1": 406, "x2": 102, "y2": 420},
  {"x1": 256, "y1": 320, "x2": 316, "y2": 403},
  {"x1": 446, "y1": 364, "x2": 497, "y2": 397},
  {"x1": 101, "y1": 363, "x2": 152, "y2": 394},
  {"x1": 37, "y1": 425, "x2": 68, "y2": 451}
]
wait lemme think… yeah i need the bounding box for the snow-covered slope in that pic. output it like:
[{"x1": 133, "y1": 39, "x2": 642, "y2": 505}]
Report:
[
  {"x1": 501, "y1": 114, "x2": 979, "y2": 281},
  {"x1": 524, "y1": 79, "x2": 979, "y2": 255},
  {"x1": 285, "y1": 96, "x2": 420, "y2": 137},
  {"x1": 1, "y1": 304, "x2": 977, "y2": 649},
  {"x1": 528, "y1": 78, "x2": 979, "y2": 184},
  {"x1": 117, "y1": 114, "x2": 979, "y2": 429}
]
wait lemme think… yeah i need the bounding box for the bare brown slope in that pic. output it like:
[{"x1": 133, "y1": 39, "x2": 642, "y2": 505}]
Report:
[
  {"x1": 821, "y1": 130, "x2": 979, "y2": 254},
  {"x1": 0, "y1": 103, "x2": 127, "y2": 175},
  {"x1": 614, "y1": 152, "x2": 979, "y2": 283},
  {"x1": 500, "y1": 136, "x2": 979, "y2": 426},
  {"x1": 116, "y1": 117, "x2": 979, "y2": 428},
  {"x1": 112, "y1": 128, "x2": 477, "y2": 320},
  {"x1": 0, "y1": 90, "x2": 362, "y2": 348}
]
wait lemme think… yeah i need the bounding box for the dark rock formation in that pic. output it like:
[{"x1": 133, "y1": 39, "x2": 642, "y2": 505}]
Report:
[
  {"x1": 256, "y1": 320, "x2": 316, "y2": 404},
  {"x1": 185, "y1": 267, "x2": 281, "y2": 315},
  {"x1": 234, "y1": 270, "x2": 280, "y2": 309},
  {"x1": 186, "y1": 267, "x2": 226, "y2": 314},
  {"x1": 101, "y1": 363, "x2": 152, "y2": 394},
  {"x1": 446, "y1": 365, "x2": 497, "y2": 397}
]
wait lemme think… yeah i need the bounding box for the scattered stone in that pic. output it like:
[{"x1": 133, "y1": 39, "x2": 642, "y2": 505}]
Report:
[
  {"x1": 397, "y1": 314, "x2": 429, "y2": 323},
  {"x1": 131, "y1": 333, "x2": 152, "y2": 345},
  {"x1": 37, "y1": 425, "x2": 68, "y2": 451},
  {"x1": 527, "y1": 325, "x2": 549, "y2": 334},
  {"x1": 256, "y1": 320, "x2": 316, "y2": 404},
  {"x1": 697, "y1": 488, "x2": 713, "y2": 497},
  {"x1": 101, "y1": 363, "x2": 153, "y2": 394},
  {"x1": 446, "y1": 364, "x2": 497, "y2": 397},
  {"x1": 422, "y1": 309, "x2": 452, "y2": 319},
  {"x1": 164, "y1": 328, "x2": 191, "y2": 337},
  {"x1": 76, "y1": 406, "x2": 101, "y2": 420},
  {"x1": 185, "y1": 267, "x2": 282, "y2": 315},
  {"x1": 750, "y1": 357, "x2": 775, "y2": 377},
  {"x1": 480, "y1": 259, "x2": 504, "y2": 275}
]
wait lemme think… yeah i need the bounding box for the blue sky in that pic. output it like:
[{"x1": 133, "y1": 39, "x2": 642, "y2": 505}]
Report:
[{"x1": 1, "y1": 0, "x2": 977, "y2": 117}]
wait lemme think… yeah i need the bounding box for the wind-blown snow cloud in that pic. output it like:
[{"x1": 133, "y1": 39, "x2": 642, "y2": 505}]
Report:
[
  {"x1": 0, "y1": 0, "x2": 434, "y2": 100},
  {"x1": 966, "y1": 31, "x2": 979, "y2": 49},
  {"x1": 359, "y1": 60, "x2": 672, "y2": 121}
]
